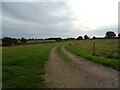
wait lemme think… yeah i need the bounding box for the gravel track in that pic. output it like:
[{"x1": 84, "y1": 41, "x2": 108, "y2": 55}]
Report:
[{"x1": 44, "y1": 46, "x2": 119, "y2": 88}]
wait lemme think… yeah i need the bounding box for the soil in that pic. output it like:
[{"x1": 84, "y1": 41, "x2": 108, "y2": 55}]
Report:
[{"x1": 44, "y1": 46, "x2": 119, "y2": 88}]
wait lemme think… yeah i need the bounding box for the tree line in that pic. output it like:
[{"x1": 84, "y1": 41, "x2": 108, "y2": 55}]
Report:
[
  {"x1": 1, "y1": 31, "x2": 120, "y2": 46},
  {"x1": 1, "y1": 37, "x2": 63, "y2": 46},
  {"x1": 2, "y1": 37, "x2": 27, "y2": 46},
  {"x1": 77, "y1": 31, "x2": 120, "y2": 40}
]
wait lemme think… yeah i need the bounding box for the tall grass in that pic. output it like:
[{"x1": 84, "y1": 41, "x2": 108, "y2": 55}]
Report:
[
  {"x1": 65, "y1": 39, "x2": 119, "y2": 71},
  {"x1": 67, "y1": 39, "x2": 119, "y2": 59}
]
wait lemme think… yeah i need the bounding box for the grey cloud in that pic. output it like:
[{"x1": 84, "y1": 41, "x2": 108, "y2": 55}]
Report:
[
  {"x1": 2, "y1": 2, "x2": 117, "y2": 39},
  {"x1": 2, "y1": 2, "x2": 71, "y2": 24},
  {"x1": 2, "y1": 2, "x2": 74, "y2": 38}
]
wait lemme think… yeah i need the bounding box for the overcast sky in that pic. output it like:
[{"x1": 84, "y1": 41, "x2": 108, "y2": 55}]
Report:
[{"x1": 1, "y1": 0, "x2": 119, "y2": 39}]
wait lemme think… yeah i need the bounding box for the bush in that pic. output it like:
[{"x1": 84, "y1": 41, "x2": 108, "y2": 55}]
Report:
[
  {"x1": 2, "y1": 37, "x2": 13, "y2": 46},
  {"x1": 20, "y1": 38, "x2": 27, "y2": 43}
]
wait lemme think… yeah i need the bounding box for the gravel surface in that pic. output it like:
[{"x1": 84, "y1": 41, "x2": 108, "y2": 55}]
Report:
[{"x1": 44, "y1": 46, "x2": 119, "y2": 88}]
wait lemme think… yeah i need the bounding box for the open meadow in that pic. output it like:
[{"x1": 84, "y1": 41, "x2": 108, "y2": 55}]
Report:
[
  {"x1": 2, "y1": 39, "x2": 119, "y2": 88},
  {"x1": 65, "y1": 39, "x2": 119, "y2": 71},
  {"x1": 2, "y1": 42, "x2": 59, "y2": 88},
  {"x1": 2, "y1": 0, "x2": 119, "y2": 88}
]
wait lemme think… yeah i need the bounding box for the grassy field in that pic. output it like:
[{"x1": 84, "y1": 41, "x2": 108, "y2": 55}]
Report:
[
  {"x1": 2, "y1": 39, "x2": 119, "y2": 88},
  {"x1": 2, "y1": 42, "x2": 59, "y2": 88},
  {"x1": 0, "y1": 65, "x2": 1, "y2": 89},
  {"x1": 65, "y1": 39, "x2": 119, "y2": 71}
]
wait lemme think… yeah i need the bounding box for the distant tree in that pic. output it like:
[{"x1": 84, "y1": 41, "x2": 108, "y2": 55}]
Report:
[
  {"x1": 105, "y1": 31, "x2": 116, "y2": 39},
  {"x1": 69, "y1": 38, "x2": 75, "y2": 40},
  {"x1": 55, "y1": 38, "x2": 62, "y2": 41},
  {"x1": 66, "y1": 37, "x2": 70, "y2": 40},
  {"x1": 2, "y1": 37, "x2": 12, "y2": 46},
  {"x1": 12, "y1": 38, "x2": 18, "y2": 45},
  {"x1": 84, "y1": 35, "x2": 89, "y2": 40},
  {"x1": 118, "y1": 33, "x2": 120, "y2": 39},
  {"x1": 32, "y1": 38, "x2": 34, "y2": 40},
  {"x1": 45, "y1": 37, "x2": 62, "y2": 41},
  {"x1": 92, "y1": 36, "x2": 96, "y2": 39},
  {"x1": 63, "y1": 38, "x2": 69, "y2": 41},
  {"x1": 20, "y1": 38, "x2": 27, "y2": 43},
  {"x1": 18, "y1": 38, "x2": 21, "y2": 41},
  {"x1": 77, "y1": 36, "x2": 83, "y2": 40}
]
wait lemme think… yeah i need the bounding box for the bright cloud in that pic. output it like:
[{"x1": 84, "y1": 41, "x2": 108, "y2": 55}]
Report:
[{"x1": 67, "y1": 0, "x2": 118, "y2": 30}]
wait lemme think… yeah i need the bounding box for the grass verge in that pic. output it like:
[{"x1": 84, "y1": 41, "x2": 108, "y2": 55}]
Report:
[
  {"x1": 57, "y1": 45, "x2": 80, "y2": 69},
  {"x1": 65, "y1": 44, "x2": 119, "y2": 71},
  {"x1": 57, "y1": 45, "x2": 71, "y2": 62}
]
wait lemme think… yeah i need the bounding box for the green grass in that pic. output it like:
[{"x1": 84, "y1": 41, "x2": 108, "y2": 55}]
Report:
[
  {"x1": 57, "y1": 45, "x2": 80, "y2": 69},
  {"x1": 2, "y1": 43, "x2": 59, "y2": 88},
  {"x1": 0, "y1": 47, "x2": 1, "y2": 89},
  {"x1": 65, "y1": 39, "x2": 119, "y2": 71},
  {"x1": 57, "y1": 45, "x2": 71, "y2": 62},
  {"x1": 2, "y1": 39, "x2": 119, "y2": 88}
]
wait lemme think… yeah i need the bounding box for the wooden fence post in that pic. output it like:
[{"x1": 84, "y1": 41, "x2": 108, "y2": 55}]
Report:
[{"x1": 93, "y1": 40, "x2": 95, "y2": 55}]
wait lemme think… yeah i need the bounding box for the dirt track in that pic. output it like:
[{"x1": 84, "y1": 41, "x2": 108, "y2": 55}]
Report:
[{"x1": 44, "y1": 46, "x2": 119, "y2": 88}]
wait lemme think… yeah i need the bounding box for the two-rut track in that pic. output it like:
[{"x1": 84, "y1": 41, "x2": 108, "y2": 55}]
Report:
[{"x1": 44, "y1": 46, "x2": 119, "y2": 88}]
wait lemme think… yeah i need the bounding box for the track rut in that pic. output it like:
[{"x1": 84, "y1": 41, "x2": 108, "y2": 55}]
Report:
[{"x1": 44, "y1": 46, "x2": 119, "y2": 88}]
